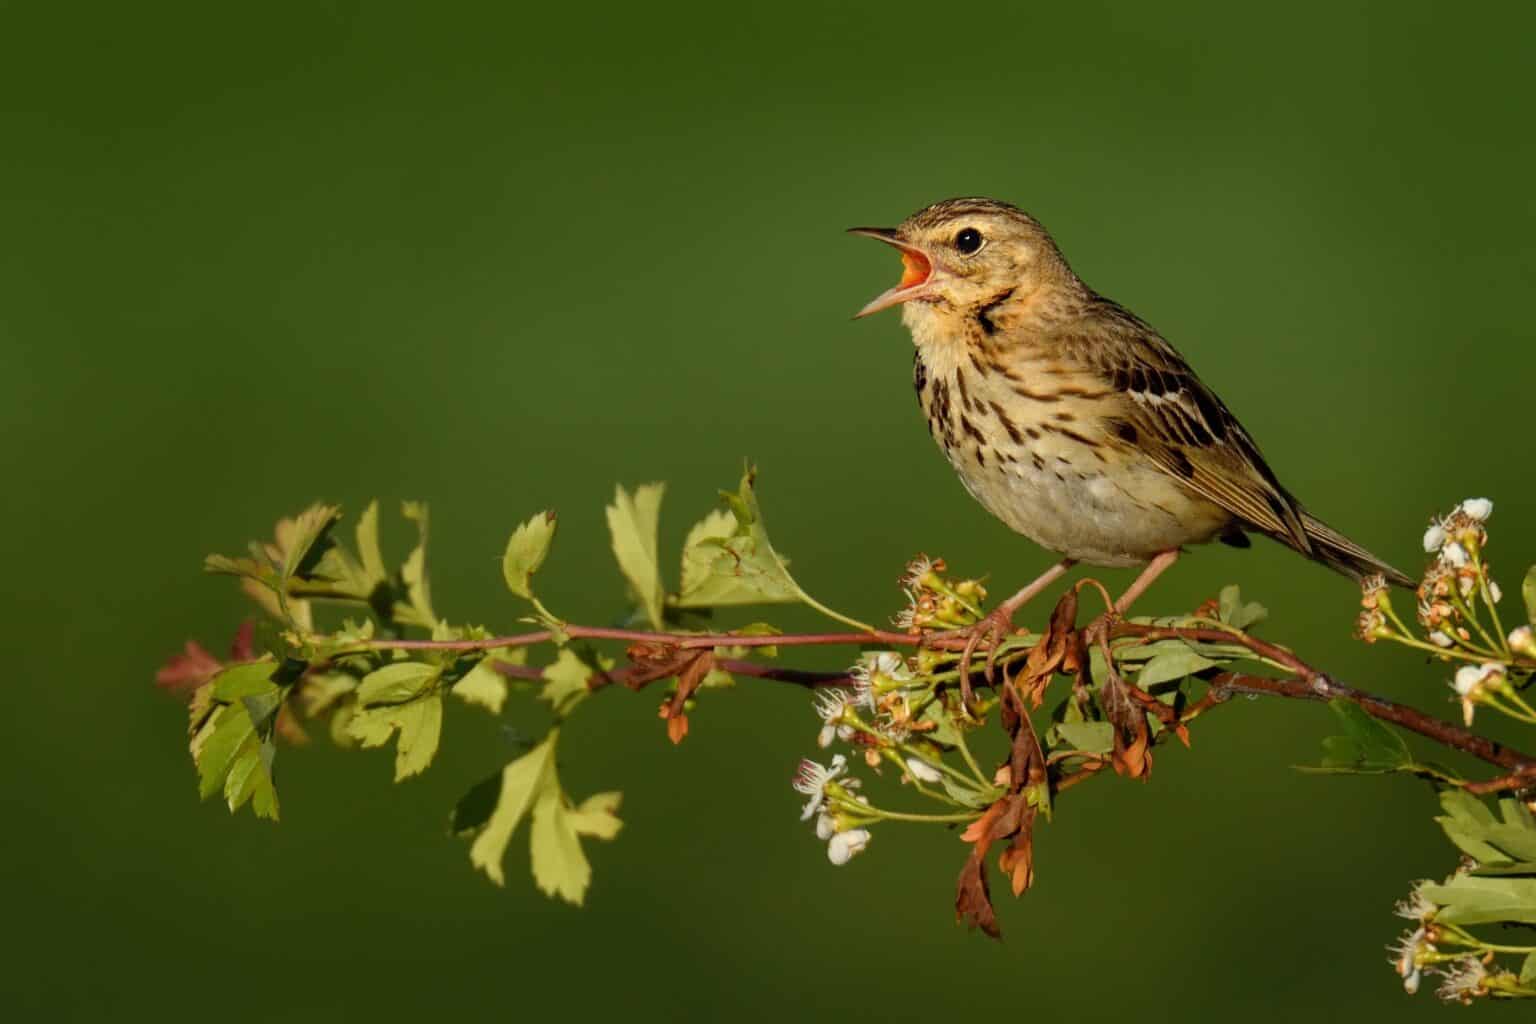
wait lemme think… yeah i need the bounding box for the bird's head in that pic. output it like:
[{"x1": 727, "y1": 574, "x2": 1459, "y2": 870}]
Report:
[{"x1": 849, "y1": 197, "x2": 1070, "y2": 320}]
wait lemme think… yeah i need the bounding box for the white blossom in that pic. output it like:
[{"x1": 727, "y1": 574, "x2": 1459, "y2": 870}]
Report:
[
  {"x1": 1394, "y1": 885, "x2": 1437, "y2": 922},
  {"x1": 793, "y1": 754, "x2": 848, "y2": 820},
  {"x1": 899, "y1": 554, "x2": 938, "y2": 593},
  {"x1": 1509, "y1": 625, "x2": 1535, "y2": 656},
  {"x1": 1428, "y1": 631, "x2": 1454, "y2": 648},
  {"x1": 1456, "y1": 498, "x2": 1493, "y2": 522},
  {"x1": 827, "y1": 828, "x2": 871, "y2": 865},
  {"x1": 1452, "y1": 663, "x2": 1506, "y2": 727},
  {"x1": 1422, "y1": 522, "x2": 1447, "y2": 553},
  {"x1": 1454, "y1": 663, "x2": 1504, "y2": 696},
  {"x1": 814, "y1": 812, "x2": 837, "y2": 841},
  {"x1": 1488, "y1": 581, "x2": 1502, "y2": 604},
  {"x1": 1388, "y1": 926, "x2": 1428, "y2": 995},
  {"x1": 905, "y1": 756, "x2": 943, "y2": 784},
  {"x1": 1440, "y1": 541, "x2": 1469, "y2": 568},
  {"x1": 1435, "y1": 957, "x2": 1487, "y2": 1003},
  {"x1": 849, "y1": 651, "x2": 913, "y2": 709},
  {"x1": 813, "y1": 688, "x2": 855, "y2": 748}
]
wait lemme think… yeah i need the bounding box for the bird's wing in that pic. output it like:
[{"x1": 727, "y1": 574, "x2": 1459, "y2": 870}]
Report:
[{"x1": 1078, "y1": 303, "x2": 1312, "y2": 553}]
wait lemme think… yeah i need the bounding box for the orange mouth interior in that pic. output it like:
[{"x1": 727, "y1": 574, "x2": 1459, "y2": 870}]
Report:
[{"x1": 897, "y1": 248, "x2": 931, "y2": 290}]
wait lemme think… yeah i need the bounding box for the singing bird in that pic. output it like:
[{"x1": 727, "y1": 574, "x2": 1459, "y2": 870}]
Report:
[{"x1": 850, "y1": 197, "x2": 1409, "y2": 646}]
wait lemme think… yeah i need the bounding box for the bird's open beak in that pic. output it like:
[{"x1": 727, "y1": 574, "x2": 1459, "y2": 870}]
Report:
[{"x1": 847, "y1": 227, "x2": 936, "y2": 318}]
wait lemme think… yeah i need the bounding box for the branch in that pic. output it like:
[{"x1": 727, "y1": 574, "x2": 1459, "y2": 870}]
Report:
[
  {"x1": 362, "y1": 611, "x2": 1536, "y2": 788},
  {"x1": 1209, "y1": 671, "x2": 1536, "y2": 776}
]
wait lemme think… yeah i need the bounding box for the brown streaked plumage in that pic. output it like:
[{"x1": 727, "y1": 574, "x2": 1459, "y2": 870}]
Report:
[{"x1": 849, "y1": 197, "x2": 1410, "y2": 631}]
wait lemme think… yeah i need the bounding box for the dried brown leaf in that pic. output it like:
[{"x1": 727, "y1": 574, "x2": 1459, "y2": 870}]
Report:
[{"x1": 955, "y1": 845, "x2": 999, "y2": 938}]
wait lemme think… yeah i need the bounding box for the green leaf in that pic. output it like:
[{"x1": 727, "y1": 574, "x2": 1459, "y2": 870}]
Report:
[
  {"x1": 356, "y1": 662, "x2": 440, "y2": 705},
  {"x1": 1138, "y1": 649, "x2": 1217, "y2": 687},
  {"x1": 195, "y1": 705, "x2": 250, "y2": 800},
  {"x1": 1436, "y1": 790, "x2": 1536, "y2": 864},
  {"x1": 393, "y1": 501, "x2": 437, "y2": 629},
  {"x1": 1054, "y1": 721, "x2": 1114, "y2": 754},
  {"x1": 459, "y1": 732, "x2": 624, "y2": 904},
  {"x1": 673, "y1": 469, "x2": 803, "y2": 608},
  {"x1": 1418, "y1": 874, "x2": 1536, "y2": 925},
  {"x1": 349, "y1": 662, "x2": 443, "y2": 780},
  {"x1": 203, "y1": 553, "x2": 277, "y2": 587},
  {"x1": 605, "y1": 484, "x2": 666, "y2": 629},
  {"x1": 192, "y1": 703, "x2": 280, "y2": 820},
  {"x1": 452, "y1": 649, "x2": 525, "y2": 715},
  {"x1": 1217, "y1": 584, "x2": 1267, "y2": 630},
  {"x1": 1467, "y1": 861, "x2": 1536, "y2": 876},
  {"x1": 1521, "y1": 951, "x2": 1536, "y2": 986},
  {"x1": 530, "y1": 788, "x2": 624, "y2": 905},
  {"x1": 224, "y1": 736, "x2": 279, "y2": 817},
  {"x1": 1311, "y1": 698, "x2": 1412, "y2": 773},
  {"x1": 939, "y1": 773, "x2": 998, "y2": 809},
  {"x1": 347, "y1": 692, "x2": 443, "y2": 781},
  {"x1": 502, "y1": 511, "x2": 557, "y2": 601},
  {"x1": 565, "y1": 791, "x2": 624, "y2": 840},
  {"x1": 355, "y1": 499, "x2": 387, "y2": 587},
  {"x1": 467, "y1": 735, "x2": 558, "y2": 886},
  {"x1": 540, "y1": 648, "x2": 614, "y2": 716},
  {"x1": 916, "y1": 699, "x2": 966, "y2": 747},
  {"x1": 679, "y1": 508, "x2": 737, "y2": 599},
  {"x1": 1524, "y1": 565, "x2": 1536, "y2": 628},
  {"x1": 210, "y1": 660, "x2": 278, "y2": 700},
  {"x1": 1442, "y1": 788, "x2": 1498, "y2": 827},
  {"x1": 276, "y1": 503, "x2": 342, "y2": 581}
]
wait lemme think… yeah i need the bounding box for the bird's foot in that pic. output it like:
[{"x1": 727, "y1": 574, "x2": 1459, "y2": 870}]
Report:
[{"x1": 927, "y1": 605, "x2": 1024, "y2": 714}]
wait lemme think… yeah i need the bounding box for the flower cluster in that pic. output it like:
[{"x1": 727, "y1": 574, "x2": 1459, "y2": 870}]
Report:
[
  {"x1": 1388, "y1": 877, "x2": 1536, "y2": 1002},
  {"x1": 792, "y1": 755, "x2": 872, "y2": 865},
  {"x1": 814, "y1": 652, "x2": 959, "y2": 780},
  {"x1": 1357, "y1": 499, "x2": 1536, "y2": 729},
  {"x1": 1387, "y1": 884, "x2": 1438, "y2": 995},
  {"x1": 1452, "y1": 662, "x2": 1509, "y2": 727},
  {"x1": 849, "y1": 651, "x2": 924, "y2": 727},
  {"x1": 893, "y1": 555, "x2": 987, "y2": 632},
  {"x1": 1417, "y1": 498, "x2": 1497, "y2": 648}
]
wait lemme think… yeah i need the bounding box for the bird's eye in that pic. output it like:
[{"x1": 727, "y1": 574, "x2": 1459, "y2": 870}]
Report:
[{"x1": 954, "y1": 227, "x2": 983, "y2": 255}]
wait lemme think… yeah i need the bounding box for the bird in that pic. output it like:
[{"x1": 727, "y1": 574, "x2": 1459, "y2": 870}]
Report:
[{"x1": 848, "y1": 197, "x2": 1410, "y2": 668}]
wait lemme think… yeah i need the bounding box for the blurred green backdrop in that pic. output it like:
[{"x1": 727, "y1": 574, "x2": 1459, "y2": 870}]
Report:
[{"x1": 6, "y1": 1, "x2": 1534, "y2": 1019}]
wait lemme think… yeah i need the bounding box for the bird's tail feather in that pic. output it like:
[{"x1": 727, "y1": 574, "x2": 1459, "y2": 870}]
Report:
[{"x1": 1297, "y1": 511, "x2": 1414, "y2": 588}]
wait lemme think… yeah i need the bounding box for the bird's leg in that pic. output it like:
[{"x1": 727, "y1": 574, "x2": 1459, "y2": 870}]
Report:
[
  {"x1": 938, "y1": 558, "x2": 1076, "y2": 710},
  {"x1": 1113, "y1": 549, "x2": 1180, "y2": 614},
  {"x1": 1083, "y1": 549, "x2": 1182, "y2": 648}
]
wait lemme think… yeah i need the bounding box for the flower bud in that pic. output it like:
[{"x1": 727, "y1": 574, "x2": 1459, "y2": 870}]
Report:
[
  {"x1": 1441, "y1": 542, "x2": 1470, "y2": 569},
  {"x1": 904, "y1": 756, "x2": 944, "y2": 784},
  {"x1": 1423, "y1": 523, "x2": 1447, "y2": 553},
  {"x1": 827, "y1": 828, "x2": 871, "y2": 865},
  {"x1": 1457, "y1": 498, "x2": 1493, "y2": 522},
  {"x1": 1509, "y1": 625, "x2": 1536, "y2": 658}
]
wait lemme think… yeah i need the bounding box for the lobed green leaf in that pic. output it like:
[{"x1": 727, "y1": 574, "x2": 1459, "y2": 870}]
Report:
[
  {"x1": 1524, "y1": 564, "x2": 1536, "y2": 628},
  {"x1": 503, "y1": 511, "x2": 557, "y2": 601},
  {"x1": 1419, "y1": 874, "x2": 1536, "y2": 925},
  {"x1": 605, "y1": 484, "x2": 666, "y2": 628}
]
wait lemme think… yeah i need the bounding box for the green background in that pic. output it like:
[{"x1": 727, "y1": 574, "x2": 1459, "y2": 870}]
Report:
[{"x1": 7, "y1": 1, "x2": 1534, "y2": 1019}]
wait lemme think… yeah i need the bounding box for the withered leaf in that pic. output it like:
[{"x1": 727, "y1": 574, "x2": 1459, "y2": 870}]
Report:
[
  {"x1": 955, "y1": 846, "x2": 999, "y2": 938},
  {"x1": 1101, "y1": 673, "x2": 1153, "y2": 780}
]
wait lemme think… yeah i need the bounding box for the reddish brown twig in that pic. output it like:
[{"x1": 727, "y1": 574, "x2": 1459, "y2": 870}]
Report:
[{"x1": 319, "y1": 597, "x2": 1536, "y2": 790}]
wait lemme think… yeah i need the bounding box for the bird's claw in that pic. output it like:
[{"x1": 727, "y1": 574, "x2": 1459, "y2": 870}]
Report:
[{"x1": 940, "y1": 606, "x2": 1021, "y2": 714}]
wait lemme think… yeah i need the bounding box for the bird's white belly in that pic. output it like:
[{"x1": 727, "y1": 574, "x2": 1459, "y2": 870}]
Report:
[{"x1": 944, "y1": 439, "x2": 1228, "y2": 567}]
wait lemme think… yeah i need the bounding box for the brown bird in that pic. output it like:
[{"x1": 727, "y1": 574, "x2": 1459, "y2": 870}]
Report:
[{"x1": 850, "y1": 197, "x2": 1409, "y2": 665}]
